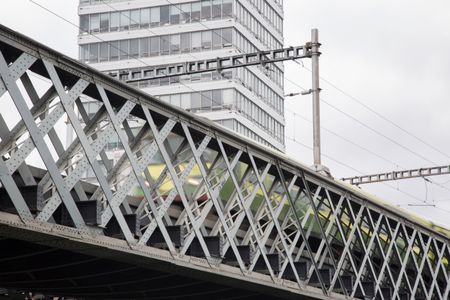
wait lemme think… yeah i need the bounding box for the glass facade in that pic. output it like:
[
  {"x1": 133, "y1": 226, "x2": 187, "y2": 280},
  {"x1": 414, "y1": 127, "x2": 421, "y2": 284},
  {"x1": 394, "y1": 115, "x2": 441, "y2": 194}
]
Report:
[
  {"x1": 78, "y1": 0, "x2": 285, "y2": 150},
  {"x1": 235, "y1": 1, "x2": 282, "y2": 49},
  {"x1": 80, "y1": 28, "x2": 233, "y2": 63},
  {"x1": 247, "y1": 0, "x2": 283, "y2": 34},
  {"x1": 79, "y1": 0, "x2": 233, "y2": 34}
]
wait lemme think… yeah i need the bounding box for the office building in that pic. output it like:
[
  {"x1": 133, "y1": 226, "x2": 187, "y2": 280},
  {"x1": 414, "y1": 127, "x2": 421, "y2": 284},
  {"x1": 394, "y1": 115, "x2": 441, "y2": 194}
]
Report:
[{"x1": 78, "y1": 0, "x2": 285, "y2": 151}]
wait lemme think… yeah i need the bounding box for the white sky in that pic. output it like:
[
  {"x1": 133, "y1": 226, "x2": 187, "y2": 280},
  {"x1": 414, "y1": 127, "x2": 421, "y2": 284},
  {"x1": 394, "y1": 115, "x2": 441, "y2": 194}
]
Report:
[{"x1": 0, "y1": 0, "x2": 449, "y2": 227}]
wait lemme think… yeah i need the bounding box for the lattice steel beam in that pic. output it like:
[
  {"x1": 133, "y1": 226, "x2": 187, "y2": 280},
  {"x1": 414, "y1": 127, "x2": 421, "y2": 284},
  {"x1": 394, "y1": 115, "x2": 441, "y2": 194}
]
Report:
[{"x1": 0, "y1": 24, "x2": 448, "y2": 300}]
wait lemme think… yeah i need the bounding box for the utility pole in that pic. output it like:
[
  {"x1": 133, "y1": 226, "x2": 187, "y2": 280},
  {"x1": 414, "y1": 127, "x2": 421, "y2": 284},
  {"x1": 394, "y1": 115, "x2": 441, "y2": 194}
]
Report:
[
  {"x1": 311, "y1": 28, "x2": 322, "y2": 168},
  {"x1": 118, "y1": 31, "x2": 330, "y2": 176}
]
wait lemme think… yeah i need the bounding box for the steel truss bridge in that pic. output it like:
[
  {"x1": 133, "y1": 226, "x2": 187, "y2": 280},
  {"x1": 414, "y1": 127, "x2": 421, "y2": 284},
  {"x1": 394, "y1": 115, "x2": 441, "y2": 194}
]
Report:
[{"x1": 0, "y1": 24, "x2": 448, "y2": 300}]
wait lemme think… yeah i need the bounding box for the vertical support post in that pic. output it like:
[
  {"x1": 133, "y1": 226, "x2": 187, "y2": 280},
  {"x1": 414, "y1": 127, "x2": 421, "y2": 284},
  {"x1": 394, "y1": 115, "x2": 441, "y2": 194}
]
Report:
[{"x1": 311, "y1": 28, "x2": 322, "y2": 167}]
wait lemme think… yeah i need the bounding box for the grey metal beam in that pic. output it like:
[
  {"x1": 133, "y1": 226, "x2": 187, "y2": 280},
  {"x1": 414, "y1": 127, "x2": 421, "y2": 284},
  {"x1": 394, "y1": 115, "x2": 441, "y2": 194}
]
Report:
[
  {"x1": 342, "y1": 165, "x2": 450, "y2": 185},
  {"x1": 124, "y1": 45, "x2": 311, "y2": 82},
  {"x1": 0, "y1": 51, "x2": 88, "y2": 229}
]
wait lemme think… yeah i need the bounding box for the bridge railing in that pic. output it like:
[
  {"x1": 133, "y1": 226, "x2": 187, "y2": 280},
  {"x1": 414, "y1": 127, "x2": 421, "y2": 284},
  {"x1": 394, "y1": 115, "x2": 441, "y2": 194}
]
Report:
[{"x1": 0, "y1": 24, "x2": 448, "y2": 300}]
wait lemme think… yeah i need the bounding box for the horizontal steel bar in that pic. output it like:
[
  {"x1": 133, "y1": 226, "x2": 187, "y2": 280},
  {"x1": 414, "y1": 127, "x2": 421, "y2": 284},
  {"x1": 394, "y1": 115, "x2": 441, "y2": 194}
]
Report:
[
  {"x1": 123, "y1": 45, "x2": 311, "y2": 82},
  {"x1": 342, "y1": 165, "x2": 450, "y2": 185}
]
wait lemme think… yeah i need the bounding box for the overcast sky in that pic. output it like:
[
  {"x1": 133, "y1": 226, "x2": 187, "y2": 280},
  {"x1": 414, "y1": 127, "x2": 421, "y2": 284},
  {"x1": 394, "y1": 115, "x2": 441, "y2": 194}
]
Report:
[{"x1": 1, "y1": 0, "x2": 450, "y2": 227}]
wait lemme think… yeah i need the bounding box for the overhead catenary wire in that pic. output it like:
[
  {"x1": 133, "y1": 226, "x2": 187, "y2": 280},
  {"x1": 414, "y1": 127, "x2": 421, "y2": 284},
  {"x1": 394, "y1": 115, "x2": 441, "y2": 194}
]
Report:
[
  {"x1": 44, "y1": 0, "x2": 448, "y2": 175},
  {"x1": 286, "y1": 108, "x2": 450, "y2": 194},
  {"x1": 31, "y1": 0, "x2": 450, "y2": 214},
  {"x1": 168, "y1": 0, "x2": 450, "y2": 185},
  {"x1": 296, "y1": 61, "x2": 450, "y2": 161},
  {"x1": 285, "y1": 136, "x2": 450, "y2": 215},
  {"x1": 284, "y1": 76, "x2": 441, "y2": 166},
  {"x1": 285, "y1": 65, "x2": 450, "y2": 193},
  {"x1": 38, "y1": 0, "x2": 446, "y2": 172},
  {"x1": 56, "y1": 0, "x2": 449, "y2": 173},
  {"x1": 165, "y1": 0, "x2": 450, "y2": 196},
  {"x1": 29, "y1": 0, "x2": 289, "y2": 157},
  {"x1": 286, "y1": 109, "x2": 400, "y2": 167}
]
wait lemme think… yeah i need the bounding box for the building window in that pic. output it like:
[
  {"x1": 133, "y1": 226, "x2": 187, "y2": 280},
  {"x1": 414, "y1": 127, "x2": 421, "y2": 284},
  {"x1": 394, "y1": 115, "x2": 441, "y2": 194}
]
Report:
[
  {"x1": 212, "y1": 0, "x2": 222, "y2": 19},
  {"x1": 170, "y1": 35, "x2": 180, "y2": 54},
  {"x1": 141, "y1": 8, "x2": 150, "y2": 28},
  {"x1": 192, "y1": 32, "x2": 201, "y2": 52},
  {"x1": 170, "y1": 76, "x2": 180, "y2": 84},
  {"x1": 171, "y1": 94, "x2": 181, "y2": 107},
  {"x1": 150, "y1": 36, "x2": 159, "y2": 56},
  {"x1": 201, "y1": 31, "x2": 212, "y2": 50},
  {"x1": 130, "y1": 39, "x2": 139, "y2": 58},
  {"x1": 81, "y1": 28, "x2": 238, "y2": 64},
  {"x1": 120, "y1": 10, "x2": 130, "y2": 30},
  {"x1": 212, "y1": 90, "x2": 222, "y2": 108},
  {"x1": 222, "y1": 28, "x2": 232, "y2": 46},
  {"x1": 130, "y1": 9, "x2": 140, "y2": 29},
  {"x1": 191, "y1": 93, "x2": 201, "y2": 109},
  {"x1": 150, "y1": 78, "x2": 159, "y2": 86},
  {"x1": 110, "y1": 12, "x2": 119, "y2": 31},
  {"x1": 89, "y1": 43, "x2": 98, "y2": 63},
  {"x1": 223, "y1": 0, "x2": 232, "y2": 17},
  {"x1": 201, "y1": 0, "x2": 211, "y2": 20},
  {"x1": 181, "y1": 33, "x2": 191, "y2": 53},
  {"x1": 201, "y1": 72, "x2": 211, "y2": 82},
  {"x1": 191, "y1": 73, "x2": 201, "y2": 82},
  {"x1": 181, "y1": 93, "x2": 190, "y2": 109},
  {"x1": 212, "y1": 29, "x2": 221, "y2": 49},
  {"x1": 160, "y1": 76, "x2": 170, "y2": 86},
  {"x1": 119, "y1": 40, "x2": 128, "y2": 60},
  {"x1": 180, "y1": 3, "x2": 191, "y2": 23},
  {"x1": 191, "y1": 2, "x2": 201, "y2": 22},
  {"x1": 160, "y1": 36, "x2": 170, "y2": 55},
  {"x1": 99, "y1": 42, "x2": 108, "y2": 62},
  {"x1": 140, "y1": 37, "x2": 149, "y2": 57},
  {"x1": 80, "y1": 15, "x2": 89, "y2": 34},
  {"x1": 100, "y1": 13, "x2": 109, "y2": 32},
  {"x1": 150, "y1": 7, "x2": 160, "y2": 27},
  {"x1": 160, "y1": 5, "x2": 170, "y2": 25},
  {"x1": 201, "y1": 90, "x2": 212, "y2": 109},
  {"x1": 80, "y1": 44, "x2": 89, "y2": 62},
  {"x1": 170, "y1": 5, "x2": 180, "y2": 24},
  {"x1": 80, "y1": 1, "x2": 235, "y2": 34},
  {"x1": 90, "y1": 14, "x2": 99, "y2": 32},
  {"x1": 110, "y1": 41, "x2": 119, "y2": 61}
]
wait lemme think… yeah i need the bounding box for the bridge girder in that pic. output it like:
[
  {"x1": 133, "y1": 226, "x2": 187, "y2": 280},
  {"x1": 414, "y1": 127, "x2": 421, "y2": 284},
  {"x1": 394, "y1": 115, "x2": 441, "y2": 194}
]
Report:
[{"x1": 0, "y1": 24, "x2": 448, "y2": 300}]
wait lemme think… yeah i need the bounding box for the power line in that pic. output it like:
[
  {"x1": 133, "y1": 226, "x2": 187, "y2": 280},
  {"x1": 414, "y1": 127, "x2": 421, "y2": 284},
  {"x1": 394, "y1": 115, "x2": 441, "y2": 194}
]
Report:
[
  {"x1": 45, "y1": 0, "x2": 447, "y2": 172},
  {"x1": 285, "y1": 78, "x2": 450, "y2": 193},
  {"x1": 78, "y1": 1, "x2": 450, "y2": 195},
  {"x1": 32, "y1": 0, "x2": 450, "y2": 209},
  {"x1": 93, "y1": 1, "x2": 450, "y2": 213},
  {"x1": 296, "y1": 61, "x2": 450, "y2": 161},
  {"x1": 284, "y1": 76, "x2": 440, "y2": 166},
  {"x1": 285, "y1": 135, "x2": 450, "y2": 215},
  {"x1": 167, "y1": 0, "x2": 450, "y2": 194},
  {"x1": 181, "y1": 2, "x2": 450, "y2": 174},
  {"x1": 286, "y1": 109, "x2": 400, "y2": 167},
  {"x1": 286, "y1": 107, "x2": 450, "y2": 194}
]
